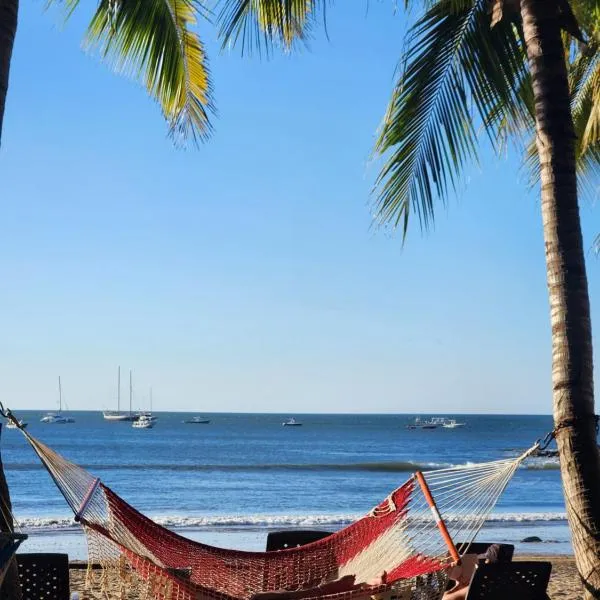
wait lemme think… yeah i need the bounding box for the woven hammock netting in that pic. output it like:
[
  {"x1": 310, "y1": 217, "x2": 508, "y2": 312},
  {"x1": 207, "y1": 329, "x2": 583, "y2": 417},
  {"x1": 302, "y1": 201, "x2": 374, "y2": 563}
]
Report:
[{"x1": 18, "y1": 429, "x2": 536, "y2": 600}]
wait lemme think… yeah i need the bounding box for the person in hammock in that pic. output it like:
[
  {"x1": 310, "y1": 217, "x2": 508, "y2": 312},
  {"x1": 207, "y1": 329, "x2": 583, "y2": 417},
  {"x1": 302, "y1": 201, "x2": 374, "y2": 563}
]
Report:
[{"x1": 442, "y1": 544, "x2": 500, "y2": 600}]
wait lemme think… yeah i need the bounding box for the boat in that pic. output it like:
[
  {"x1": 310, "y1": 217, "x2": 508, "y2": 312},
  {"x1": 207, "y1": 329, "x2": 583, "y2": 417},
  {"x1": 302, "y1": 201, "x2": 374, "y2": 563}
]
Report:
[
  {"x1": 134, "y1": 388, "x2": 158, "y2": 422},
  {"x1": 6, "y1": 419, "x2": 27, "y2": 429},
  {"x1": 183, "y1": 416, "x2": 210, "y2": 424},
  {"x1": 406, "y1": 417, "x2": 466, "y2": 430},
  {"x1": 405, "y1": 417, "x2": 439, "y2": 430},
  {"x1": 282, "y1": 417, "x2": 302, "y2": 427},
  {"x1": 41, "y1": 377, "x2": 75, "y2": 424},
  {"x1": 442, "y1": 419, "x2": 466, "y2": 429},
  {"x1": 103, "y1": 367, "x2": 133, "y2": 421},
  {"x1": 132, "y1": 415, "x2": 154, "y2": 429}
]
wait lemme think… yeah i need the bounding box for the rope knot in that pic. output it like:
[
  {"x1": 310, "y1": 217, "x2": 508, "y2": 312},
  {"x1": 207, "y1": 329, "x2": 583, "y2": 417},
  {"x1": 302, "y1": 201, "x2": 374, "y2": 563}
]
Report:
[{"x1": 541, "y1": 414, "x2": 599, "y2": 449}]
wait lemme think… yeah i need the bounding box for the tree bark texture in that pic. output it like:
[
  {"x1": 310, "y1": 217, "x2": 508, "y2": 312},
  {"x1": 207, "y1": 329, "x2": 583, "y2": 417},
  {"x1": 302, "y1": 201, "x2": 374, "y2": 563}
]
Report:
[
  {"x1": 0, "y1": 425, "x2": 20, "y2": 600},
  {"x1": 0, "y1": 0, "x2": 17, "y2": 144},
  {"x1": 521, "y1": 0, "x2": 600, "y2": 596}
]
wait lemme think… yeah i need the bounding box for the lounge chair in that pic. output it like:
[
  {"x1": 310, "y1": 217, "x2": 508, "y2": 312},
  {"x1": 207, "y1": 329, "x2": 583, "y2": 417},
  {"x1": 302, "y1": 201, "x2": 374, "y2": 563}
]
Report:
[
  {"x1": 266, "y1": 530, "x2": 333, "y2": 551},
  {"x1": 465, "y1": 561, "x2": 551, "y2": 600},
  {"x1": 456, "y1": 542, "x2": 515, "y2": 562},
  {"x1": 16, "y1": 553, "x2": 70, "y2": 600}
]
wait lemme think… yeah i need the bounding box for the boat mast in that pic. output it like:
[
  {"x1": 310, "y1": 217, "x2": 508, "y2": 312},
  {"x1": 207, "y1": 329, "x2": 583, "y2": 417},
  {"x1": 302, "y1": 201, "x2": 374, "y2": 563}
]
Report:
[
  {"x1": 149, "y1": 387, "x2": 153, "y2": 414},
  {"x1": 117, "y1": 366, "x2": 121, "y2": 412},
  {"x1": 58, "y1": 376, "x2": 62, "y2": 414},
  {"x1": 129, "y1": 370, "x2": 132, "y2": 417}
]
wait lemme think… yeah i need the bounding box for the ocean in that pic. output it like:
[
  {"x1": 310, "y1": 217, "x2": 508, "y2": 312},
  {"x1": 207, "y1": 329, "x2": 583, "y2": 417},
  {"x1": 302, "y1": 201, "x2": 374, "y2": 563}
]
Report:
[{"x1": 0, "y1": 412, "x2": 575, "y2": 559}]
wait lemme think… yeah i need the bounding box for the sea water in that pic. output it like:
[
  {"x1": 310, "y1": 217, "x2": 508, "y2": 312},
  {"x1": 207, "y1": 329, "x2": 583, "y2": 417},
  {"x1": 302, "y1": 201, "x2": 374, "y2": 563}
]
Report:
[{"x1": 0, "y1": 412, "x2": 576, "y2": 558}]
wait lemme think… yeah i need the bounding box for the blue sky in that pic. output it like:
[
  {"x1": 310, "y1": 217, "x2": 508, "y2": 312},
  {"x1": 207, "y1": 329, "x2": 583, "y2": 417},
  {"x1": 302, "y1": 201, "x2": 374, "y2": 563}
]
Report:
[{"x1": 1, "y1": 2, "x2": 598, "y2": 414}]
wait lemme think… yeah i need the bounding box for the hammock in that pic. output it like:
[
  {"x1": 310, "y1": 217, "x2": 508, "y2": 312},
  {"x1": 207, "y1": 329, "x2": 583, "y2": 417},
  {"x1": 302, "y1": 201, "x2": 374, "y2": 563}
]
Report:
[{"x1": 12, "y1": 423, "x2": 537, "y2": 600}]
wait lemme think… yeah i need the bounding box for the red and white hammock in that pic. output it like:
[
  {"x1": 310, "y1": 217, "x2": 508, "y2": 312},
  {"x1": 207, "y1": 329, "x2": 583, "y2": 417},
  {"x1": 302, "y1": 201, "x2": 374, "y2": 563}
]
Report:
[{"x1": 14, "y1": 425, "x2": 537, "y2": 600}]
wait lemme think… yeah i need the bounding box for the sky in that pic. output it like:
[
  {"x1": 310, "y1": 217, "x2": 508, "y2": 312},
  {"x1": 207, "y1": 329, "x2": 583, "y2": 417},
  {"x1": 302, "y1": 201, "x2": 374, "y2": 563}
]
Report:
[{"x1": 1, "y1": 2, "x2": 599, "y2": 414}]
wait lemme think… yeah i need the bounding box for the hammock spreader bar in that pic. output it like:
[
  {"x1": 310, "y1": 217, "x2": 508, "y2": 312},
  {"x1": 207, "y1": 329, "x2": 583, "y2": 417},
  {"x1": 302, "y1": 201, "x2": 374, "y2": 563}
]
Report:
[
  {"x1": 415, "y1": 471, "x2": 460, "y2": 564},
  {"x1": 75, "y1": 477, "x2": 101, "y2": 522}
]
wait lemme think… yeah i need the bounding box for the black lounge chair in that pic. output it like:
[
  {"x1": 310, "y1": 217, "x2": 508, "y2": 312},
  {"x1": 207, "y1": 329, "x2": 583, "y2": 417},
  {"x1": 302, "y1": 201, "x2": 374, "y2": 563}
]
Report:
[
  {"x1": 16, "y1": 553, "x2": 70, "y2": 600},
  {"x1": 456, "y1": 542, "x2": 515, "y2": 562},
  {"x1": 465, "y1": 561, "x2": 552, "y2": 600},
  {"x1": 266, "y1": 530, "x2": 333, "y2": 551}
]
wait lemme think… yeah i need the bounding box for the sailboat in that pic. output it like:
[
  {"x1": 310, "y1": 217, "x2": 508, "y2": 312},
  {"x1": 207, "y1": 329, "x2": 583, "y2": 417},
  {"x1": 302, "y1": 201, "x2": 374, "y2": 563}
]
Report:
[
  {"x1": 138, "y1": 387, "x2": 158, "y2": 422},
  {"x1": 103, "y1": 367, "x2": 132, "y2": 421},
  {"x1": 41, "y1": 377, "x2": 75, "y2": 424},
  {"x1": 132, "y1": 383, "x2": 157, "y2": 428}
]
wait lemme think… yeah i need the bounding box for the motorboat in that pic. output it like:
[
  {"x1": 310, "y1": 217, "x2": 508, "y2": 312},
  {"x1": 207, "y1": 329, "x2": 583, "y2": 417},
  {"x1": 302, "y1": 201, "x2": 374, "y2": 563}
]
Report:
[
  {"x1": 6, "y1": 419, "x2": 27, "y2": 429},
  {"x1": 442, "y1": 419, "x2": 466, "y2": 429},
  {"x1": 132, "y1": 415, "x2": 154, "y2": 429},
  {"x1": 406, "y1": 417, "x2": 439, "y2": 430},
  {"x1": 136, "y1": 411, "x2": 158, "y2": 422},
  {"x1": 282, "y1": 418, "x2": 302, "y2": 427},
  {"x1": 183, "y1": 416, "x2": 211, "y2": 424}
]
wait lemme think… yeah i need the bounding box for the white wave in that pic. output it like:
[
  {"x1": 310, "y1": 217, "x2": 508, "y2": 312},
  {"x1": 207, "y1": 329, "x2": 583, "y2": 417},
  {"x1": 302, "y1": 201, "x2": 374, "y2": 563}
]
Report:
[
  {"x1": 485, "y1": 512, "x2": 566, "y2": 523},
  {"x1": 16, "y1": 511, "x2": 568, "y2": 532}
]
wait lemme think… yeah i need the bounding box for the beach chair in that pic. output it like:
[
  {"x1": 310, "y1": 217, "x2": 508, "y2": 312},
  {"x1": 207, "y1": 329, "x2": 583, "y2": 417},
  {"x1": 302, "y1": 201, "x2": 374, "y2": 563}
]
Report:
[
  {"x1": 16, "y1": 553, "x2": 70, "y2": 600},
  {"x1": 456, "y1": 542, "x2": 515, "y2": 562},
  {"x1": 266, "y1": 530, "x2": 333, "y2": 551},
  {"x1": 465, "y1": 561, "x2": 551, "y2": 600}
]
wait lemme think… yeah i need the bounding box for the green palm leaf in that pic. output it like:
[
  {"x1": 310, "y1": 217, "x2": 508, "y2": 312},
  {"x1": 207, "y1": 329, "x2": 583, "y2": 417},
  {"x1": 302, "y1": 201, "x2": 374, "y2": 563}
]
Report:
[
  {"x1": 217, "y1": 0, "x2": 326, "y2": 54},
  {"x1": 85, "y1": 0, "x2": 214, "y2": 143},
  {"x1": 373, "y1": 0, "x2": 529, "y2": 235}
]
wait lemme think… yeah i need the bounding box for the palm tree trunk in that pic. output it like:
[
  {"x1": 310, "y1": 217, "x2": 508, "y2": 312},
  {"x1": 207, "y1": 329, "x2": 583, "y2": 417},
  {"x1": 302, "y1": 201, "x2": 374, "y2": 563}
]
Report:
[
  {"x1": 0, "y1": 2, "x2": 19, "y2": 596},
  {"x1": 0, "y1": 426, "x2": 20, "y2": 600},
  {"x1": 520, "y1": 0, "x2": 600, "y2": 596},
  {"x1": 0, "y1": 0, "x2": 18, "y2": 143}
]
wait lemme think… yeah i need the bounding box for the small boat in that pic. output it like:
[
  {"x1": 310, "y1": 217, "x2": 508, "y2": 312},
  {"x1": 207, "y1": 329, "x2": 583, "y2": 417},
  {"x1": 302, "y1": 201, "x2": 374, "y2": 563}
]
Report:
[
  {"x1": 104, "y1": 367, "x2": 134, "y2": 421},
  {"x1": 282, "y1": 418, "x2": 302, "y2": 427},
  {"x1": 442, "y1": 419, "x2": 466, "y2": 429},
  {"x1": 183, "y1": 416, "x2": 211, "y2": 424},
  {"x1": 132, "y1": 415, "x2": 154, "y2": 429},
  {"x1": 135, "y1": 388, "x2": 158, "y2": 422},
  {"x1": 406, "y1": 417, "x2": 439, "y2": 430},
  {"x1": 6, "y1": 419, "x2": 27, "y2": 429},
  {"x1": 103, "y1": 411, "x2": 131, "y2": 421},
  {"x1": 41, "y1": 377, "x2": 75, "y2": 424}
]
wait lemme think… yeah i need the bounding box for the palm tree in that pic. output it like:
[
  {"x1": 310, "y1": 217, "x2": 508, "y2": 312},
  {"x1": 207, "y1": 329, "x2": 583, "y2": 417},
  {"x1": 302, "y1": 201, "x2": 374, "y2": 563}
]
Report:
[
  {"x1": 0, "y1": 0, "x2": 214, "y2": 145},
  {"x1": 217, "y1": 0, "x2": 600, "y2": 595}
]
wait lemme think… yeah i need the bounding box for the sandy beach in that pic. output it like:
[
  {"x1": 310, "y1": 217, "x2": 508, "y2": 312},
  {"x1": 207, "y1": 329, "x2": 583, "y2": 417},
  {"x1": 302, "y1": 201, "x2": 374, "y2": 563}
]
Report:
[{"x1": 68, "y1": 555, "x2": 583, "y2": 600}]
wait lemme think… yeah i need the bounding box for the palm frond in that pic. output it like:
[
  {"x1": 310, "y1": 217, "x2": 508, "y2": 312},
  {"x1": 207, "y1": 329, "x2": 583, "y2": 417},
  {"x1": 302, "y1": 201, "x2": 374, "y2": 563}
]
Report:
[
  {"x1": 217, "y1": 0, "x2": 327, "y2": 55},
  {"x1": 373, "y1": 0, "x2": 528, "y2": 235},
  {"x1": 86, "y1": 0, "x2": 214, "y2": 144}
]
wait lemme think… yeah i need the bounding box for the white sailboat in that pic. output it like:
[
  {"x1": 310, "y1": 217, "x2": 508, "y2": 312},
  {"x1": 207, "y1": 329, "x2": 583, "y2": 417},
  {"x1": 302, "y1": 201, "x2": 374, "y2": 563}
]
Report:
[
  {"x1": 41, "y1": 377, "x2": 75, "y2": 424},
  {"x1": 129, "y1": 372, "x2": 155, "y2": 428},
  {"x1": 136, "y1": 387, "x2": 157, "y2": 422},
  {"x1": 103, "y1": 367, "x2": 132, "y2": 421}
]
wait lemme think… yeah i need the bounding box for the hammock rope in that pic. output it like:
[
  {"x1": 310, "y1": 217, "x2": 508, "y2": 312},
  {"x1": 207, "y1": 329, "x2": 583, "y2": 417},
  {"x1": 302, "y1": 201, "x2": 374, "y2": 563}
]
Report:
[{"x1": 2, "y1": 407, "x2": 539, "y2": 600}]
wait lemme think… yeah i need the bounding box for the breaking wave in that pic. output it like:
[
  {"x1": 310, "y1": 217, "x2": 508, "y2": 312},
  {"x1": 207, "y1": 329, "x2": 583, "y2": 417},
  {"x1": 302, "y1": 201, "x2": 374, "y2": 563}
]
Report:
[
  {"x1": 16, "y1": 511, "x2": 568, "y2": 532},
  {"x1": 5, "y1": 460, "x2": 561, "y2": 473}
]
